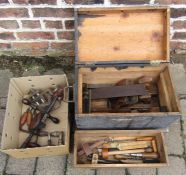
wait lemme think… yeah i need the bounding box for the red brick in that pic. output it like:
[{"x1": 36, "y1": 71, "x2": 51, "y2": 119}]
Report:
[
  {"x1": 12, "y1": 0, "x2": 27, "y2": 4},
  {"x1": 0, "y1": 43, "x2": 11, "y2": 49},
  {"x1": 0, "y1": 32, "x2": 15, "y2": 40},
  {"x1": 32, "y1": 8, "x2": 73, "y2": 18},
  {"x1": 57, "y1": 31, "x2": 74, "y2": 40},
  {"x1": 0, "y1": 0, "x2": 9, "y2": 3},
  {"x1": 44, "y1": 20, "x2": 63, "y2": 29},
  {"x1": 0, "y1": 20, "x2": 18, "y2": 29},
  {"x1": 29, "y1": 0, "x2": 57, "y2": 4},
  {"x1": 0, "y1": 8, "x2": 28, "y2": 18},
  {"x1": 64, "y1": 0, "x2": 103, "y2": 4},
  {"x1": 111, "y1": 0, "x2": 149, "y2": 4},
  {"x1": 22, "y1": 20, "x2": 41, "y2": 29},
  {"x1": 171, "y1": 41, "x2": 186, "y2": 50},
  {"x1": 172, "y1": 21, "x2": 186, "y2": 29},
  {"x1": 51, "y1": 42, "x2": 74, "y2": 55},
  {"x1": 155, "y1": 0, "x2": 186, "y2": 4},
  {"x1": 171, "y1": 41, "x2": 186, "y2": 54},
  {"x1": 17, "y1": 32, "x2": 55, "y2": 40},
  {"x1": 171, "y1": 9, "x2": 186, "y2": 18},
  {"x1": 12, "y1": 0, "x2": 56, "y2": 4},
  {"x1": 173, "y1": 32, "x2": 186, "y2": 40},
  {"x1": 13, "y1": 42, "x2": 49, "y2": 56},
  {"x1": 65, "y1": 20, "x2": 74, "y2": 29},
  {"x1": 13, "y1": 42, "x2": 48, "y2": 49}
]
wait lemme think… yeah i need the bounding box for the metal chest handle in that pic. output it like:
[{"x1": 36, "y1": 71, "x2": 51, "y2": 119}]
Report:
[{"x1": 63, "y1": 86, "x2": 74, "y2": 103}]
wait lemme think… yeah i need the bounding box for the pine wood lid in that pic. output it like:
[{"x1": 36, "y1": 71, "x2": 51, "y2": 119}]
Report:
[{"x1": 75, "y1": 7, "x2": 170, "y2": 63}]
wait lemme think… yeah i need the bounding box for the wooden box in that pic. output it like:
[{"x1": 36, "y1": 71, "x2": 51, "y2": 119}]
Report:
[
  {"x1": 74, "y1": 130, "x2": 168, "y2": 168},
  {"x1": 74, "y1": 7, "x2": 181, "y2": 129},
  {"x1": 1, "y1": 75, "x2": 70, "y2": 158}
]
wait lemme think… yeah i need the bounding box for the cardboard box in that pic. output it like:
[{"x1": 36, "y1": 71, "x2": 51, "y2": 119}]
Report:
[
  {"x1": 74, "y1": 7, "x2": 181, "y2": 129},
  {"x1": 74, "y1": 130, "x2": 168, "y2": 168},
  {"x1": 1, "y1": 75, "x2": 70, "y2": 158}
]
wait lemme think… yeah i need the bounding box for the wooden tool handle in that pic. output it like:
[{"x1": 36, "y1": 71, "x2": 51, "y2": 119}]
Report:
[
  {"x1": 102, "y1": 148, "x2": 109, "y2": 159},
  {"x1": 152, "y1": 139, "x2": 157, "y2": 153},
  {"x1": 115, "y1": 154, "x2": 132, "y2": 160},
  {"x1": 137, "y1": 137, "x2": 153, "y2": 141},
  {"x1": 118, "y1": 143, "x2": 148, "y2": 151},
  {"x1": 120, "y1": 159, "x2": 143, "y2": 164},
  {"x1": 111, "y1": 136, "x2": 136, "y2": 141},
  {"x1": 102, "y1": 148, "x2": 146, "y2": 159},
  {"x1": 142, "y1": 153, "x2": 159, "y2": 159},
  {"x1": 119, "y1": 141, "x2": 150, "y2": 147},
  {"x1": 109, "y1": 149, "x2": 145, "y2": 155}
]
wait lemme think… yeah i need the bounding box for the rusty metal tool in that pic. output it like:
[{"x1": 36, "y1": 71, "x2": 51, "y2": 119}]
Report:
[
  {"x1": 124, "y1": 152, "x2": 159, "y2": 159},
  {"x1": 78, "y1": 139, "x2": 106, "y2": 156},
  {"x1": 50, "y1": 131, "x2": 64, "y2": 145},
  {"x1": 91, "y1": 84, "x2": 148, "y2": 100},
  {"x1": 20, "y1": 86, "x2": 64, "y2": 148},
  {"x1": 22, "y1": 98, "x2": 60, "y2": 124}
]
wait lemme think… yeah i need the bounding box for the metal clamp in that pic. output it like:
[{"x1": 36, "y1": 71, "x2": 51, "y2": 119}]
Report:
[{"x1": 63, "y1": 86, "x2": 74, "y2": 103}]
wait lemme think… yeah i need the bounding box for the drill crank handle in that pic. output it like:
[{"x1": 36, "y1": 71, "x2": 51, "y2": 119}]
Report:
[{"x1": 48, "y1": 115, "x2": 60, "y2": 124}]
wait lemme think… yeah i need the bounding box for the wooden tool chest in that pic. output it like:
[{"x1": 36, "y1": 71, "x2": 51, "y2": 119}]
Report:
[
  {"x1": 74, "y1": 130, "x2": 168, "y2": 168},
  {"x1": 74, "y1": 7, "x2": 181, "y2": 130}
]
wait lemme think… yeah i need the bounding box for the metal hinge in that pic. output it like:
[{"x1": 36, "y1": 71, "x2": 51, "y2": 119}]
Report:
[{"x1": 150, "y1": 60, "x2": 161, "y2": 66}]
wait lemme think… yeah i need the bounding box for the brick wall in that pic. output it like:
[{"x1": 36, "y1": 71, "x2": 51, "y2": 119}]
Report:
[{"x1": 0, "y1": 0, "x2": 185, "y2": 59}]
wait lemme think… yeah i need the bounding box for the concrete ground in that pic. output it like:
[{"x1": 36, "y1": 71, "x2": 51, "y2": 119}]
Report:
[{"x1": 0, "y1": 64, "x2": 186, "y2": 175}]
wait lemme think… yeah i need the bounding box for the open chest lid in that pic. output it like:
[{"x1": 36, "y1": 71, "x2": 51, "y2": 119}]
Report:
[{"x1": 75, "y1": 7, "x2": 170, "y2": 65}]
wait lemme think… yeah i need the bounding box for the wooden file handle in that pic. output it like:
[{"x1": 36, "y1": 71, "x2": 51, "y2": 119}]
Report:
[{"x1": 102, "y1": 148, "x2": 145, "y2": 159}]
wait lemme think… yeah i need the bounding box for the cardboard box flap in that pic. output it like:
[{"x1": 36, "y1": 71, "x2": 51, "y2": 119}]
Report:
[{"x1": 75, "y1": 7, "x2": 170, "y2": 64}]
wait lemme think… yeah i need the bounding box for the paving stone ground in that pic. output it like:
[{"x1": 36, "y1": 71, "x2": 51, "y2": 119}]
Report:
[{"x1": 0, "y1": 64, "x2": 186, "y2": 175}]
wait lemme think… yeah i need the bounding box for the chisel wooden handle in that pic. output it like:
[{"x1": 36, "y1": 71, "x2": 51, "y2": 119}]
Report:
[
  {"x1": 137, "y1": 137, "x2": 153, "y2": 141},
  {"x1": 120, "y1": 159, "x2": 143, "y2": 164},
  {"x1": 142, "y1": 153, "x2": 159, "y2": 159},
  {"x1": 110, "y1": 136, "x2": 136, "y2": 141},
  {"x1": 152, "y1": 139, "x2": 157, "y2": 153},
  {"x1": 117, "y1": 141, "x2": 151, "y2": 151},
  {"x1": 102, "y1": 148, "x2": 145, "y2": 159}
]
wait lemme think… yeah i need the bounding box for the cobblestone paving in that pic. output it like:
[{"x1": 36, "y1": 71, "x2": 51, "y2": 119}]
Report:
[{"x1": 0, "y1": 64, "x2": 186, "y2": 175}]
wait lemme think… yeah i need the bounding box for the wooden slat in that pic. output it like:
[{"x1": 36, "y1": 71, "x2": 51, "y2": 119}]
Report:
[
  {"x1": 165, "y1": 8, "x2": 170, "y2": 61},
  {"x1": 78, "y1": 74, "x2": 83, "y2": 113},
  {"x1": 76, "y1": 113, "x2": 180, "y2": 129},
  {"x1": 158, "y1": 72, "x2": 172, "y2": 111},
  {"x1": 79, "y1": 66, "x2": 166, "y2": 74},
  {"x1": 163, "y1": 67, "x2": 179, "y2": 112},
  {"x1": 80, "y1": 66, "x2": 165, "y2": 86}
]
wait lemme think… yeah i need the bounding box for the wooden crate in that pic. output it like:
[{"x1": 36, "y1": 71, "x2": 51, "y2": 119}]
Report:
[
  {"x1": 74, "y1": 7, "x2": 181, "y2": 129},
  {"x1": 74, "y1": 130, "x2": 168, "y2": 168},
  {"x1": 1, "y1": 75, "x2": 70, "y2": 158}
]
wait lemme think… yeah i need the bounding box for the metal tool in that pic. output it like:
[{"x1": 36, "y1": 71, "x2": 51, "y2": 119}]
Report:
[
  {"x1": 20, "y1": 86, "x2": 64, "y2": 148},
  {"x1": 91, "y1": 84, "x2": 148, "y2": 100}
]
